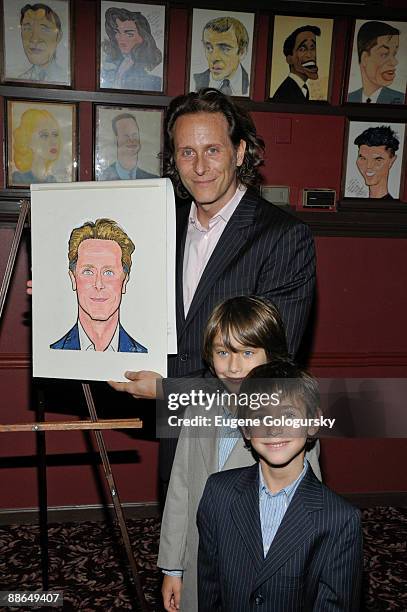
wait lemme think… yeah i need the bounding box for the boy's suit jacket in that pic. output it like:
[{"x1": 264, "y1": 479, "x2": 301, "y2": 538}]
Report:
[
  {"x1": 197, "y1": 464, "x2": 362, "y2": 612},
  {"x1": 158, "y1": 401, "x2": 322, "y2": 612}
]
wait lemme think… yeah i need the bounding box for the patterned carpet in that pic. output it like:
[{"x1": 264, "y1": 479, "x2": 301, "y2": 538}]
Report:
[{"x1": 0, "y1": 508, "x2": 406, "y2": 611}]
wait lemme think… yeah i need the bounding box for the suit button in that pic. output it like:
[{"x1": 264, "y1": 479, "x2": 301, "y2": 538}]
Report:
[
  {"x1": 179, "y1": 353, "x2": 189, "y2": 362},
  {"x1": 254, "y1": 594, "x2": 264, "y2": 605}
]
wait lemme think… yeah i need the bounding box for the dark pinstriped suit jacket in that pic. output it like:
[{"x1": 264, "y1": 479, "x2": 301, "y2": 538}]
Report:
[
  {"x1": 161, "y1": 190, "x2": 316, "y2": 483},
  {"x1": 168, "y1": 189, "x2": 316, "y2": 379},
  {"x1": 197, "y1": 464, "x2": 363, "y2": 612}
]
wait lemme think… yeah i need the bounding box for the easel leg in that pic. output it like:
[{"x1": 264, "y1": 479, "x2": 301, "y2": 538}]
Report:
[
  {"x1": 82, "y1": 384, "x2": 150, "y2": 612},
  {"x1": 0, "y1": 199, "x2": 29, "y2": 319},
  {"x1": 0, "y1": 199, "x2": 51, "y2": 589}
]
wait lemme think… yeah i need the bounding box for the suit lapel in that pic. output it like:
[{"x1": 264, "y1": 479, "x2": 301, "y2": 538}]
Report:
[
  {"x1": 63, "y1": 323, "x2": 80, "y2": 350},
  {"x1": 183, "y1": 192, "x2": 258, "y2": 333},
  {"x1": 198, "y1": 400, "x2": 226, "y2": 475},
  {"x1": 230, "y1": 464, "x2": 264, "y2": 573},
  {"x1": 175, "y1": 203, "x2": 190, "y2": 338},
  {"x1": 253, "y1": 467, "x2": 322, "y2": 590},
  {"x1": 242, "y1": 67, "x2": 249, "y2": 95},
  {"x1": 198, "y1": 427, "x2": 219, "y2": 475}
]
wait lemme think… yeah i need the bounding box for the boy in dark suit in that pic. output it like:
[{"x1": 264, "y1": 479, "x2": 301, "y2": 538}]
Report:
[{"x1": 197, "y1": 361, "x2": 363, "y2": 611}]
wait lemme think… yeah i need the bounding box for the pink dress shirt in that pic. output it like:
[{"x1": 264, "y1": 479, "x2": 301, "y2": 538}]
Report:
[{"x1": 182, "y1": 187, "x2": 247, "y2": 316}]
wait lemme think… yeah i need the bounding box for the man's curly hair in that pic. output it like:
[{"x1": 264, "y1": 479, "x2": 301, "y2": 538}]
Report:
[{"x1": 162, "y1": 88, "x2": 265, "y2": 199}]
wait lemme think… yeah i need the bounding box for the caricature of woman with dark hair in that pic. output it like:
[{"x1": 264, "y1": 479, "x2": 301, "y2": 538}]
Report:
[{"x1": 101, "y1": 7, "x2": 162, "y2": 92}]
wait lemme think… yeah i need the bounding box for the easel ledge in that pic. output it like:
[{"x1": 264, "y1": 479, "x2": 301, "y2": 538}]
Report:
[{"x1": 0, "y1": 418, "x2": 142, "y2": 433}]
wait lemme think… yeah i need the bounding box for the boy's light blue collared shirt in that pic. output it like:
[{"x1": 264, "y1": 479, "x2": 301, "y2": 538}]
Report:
[
  {"x1": 259, "y1": 460, "x2": 308, "y2": 557},
  {"x1": 218, "y1": 406, "x2": 240, "y2": 470}
]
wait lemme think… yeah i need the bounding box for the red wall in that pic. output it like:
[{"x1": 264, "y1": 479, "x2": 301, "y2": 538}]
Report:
[{"x1": 0, "y1": 2, "x2": 406, "y2": 510}]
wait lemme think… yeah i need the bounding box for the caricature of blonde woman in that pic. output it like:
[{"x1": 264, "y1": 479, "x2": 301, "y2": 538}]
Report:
[{"x1": 12, "y1": 108, "x2": 61, "y2": 185}]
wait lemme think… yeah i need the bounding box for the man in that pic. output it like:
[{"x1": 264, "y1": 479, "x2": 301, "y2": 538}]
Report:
[
  {"x1": 354, "y1": 125, "x2": 399, "y2": 199},
  {"x1": 272, "y1": 25, "x2": 320, "y2": 103},
  {"x1": 193, "y1": 17, "x2": 250, "y2": 96},
  {"x1": 100, "y1": 113, "x2": 159, "y2": 181},
  {"x1": 348, "y1": 21, "x2": 403, "y2": 104},
  {"x1": 109, "y1": 88, "x2": 315, "y2": 488},
  {"x1": 18, "y1": 3, "x2": 65, "y2": 83},
  {"x1": 51, "y1": 218, "x2": 148, "y2": 353}
]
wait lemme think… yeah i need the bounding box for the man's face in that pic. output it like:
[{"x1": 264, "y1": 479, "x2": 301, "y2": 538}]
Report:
[
  {"x1": 114, "y1": 18, "x2": 143, "y2": 55},
  {"x1": 115, "y1": 117, "x2": 140, "y2": 168},
  {"x1": 361, "y1": 35, "x2": 399, "y2": 89},
  {"x1": 21, "y1": 8, "x2": 61, "y2": 67},
  {"x1": 287, "y1": 30, "x2": 318, "y2": 81},
  {"x1": 69, "y1": 239, "x2": 128, "y2": 322},
  {"x1": 356, "y1": 144, "x2": 395, "y2": 188},
  {"x1": 173, "y1": 112, "x2": 246, "y2": 215},
  {"x1": 203, "y1": 26, "x2": 244, "y2": 81}
]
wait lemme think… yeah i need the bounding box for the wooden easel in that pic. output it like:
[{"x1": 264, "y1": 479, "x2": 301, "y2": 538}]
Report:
[{"x1": 0, "y1": 199, "x2": 151, "y2": 612}]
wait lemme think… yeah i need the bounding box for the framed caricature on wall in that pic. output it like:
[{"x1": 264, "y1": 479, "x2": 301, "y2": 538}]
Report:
[
  {"x1": 99, "y1": 1, "x2": 166, "y2": 93},
  {"x1": 1, "y1": 0, "x2": 72, "y2": 87},
  {"x1": 345, "y1": 19, "x2": 407, "y2": 105},
  {"x1": 6, "y1": 99, "x2": 77, "y2": 188},
  {"x1": 188, "y1": 8, "x2": 255, "y2": 98},
  {"x1": 94, "y1": 105, "x2": 163, "y2": 181},
  {"x1": 343, "y1": 120, "x2": 406, "y2": 201},
  {"x1": 269, "y1": 15, "x2": 334, "y2": 103}
]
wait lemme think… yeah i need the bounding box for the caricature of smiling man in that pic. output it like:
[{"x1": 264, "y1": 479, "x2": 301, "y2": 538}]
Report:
[
  {"x1": 50, "y1": 218, "x2": 147, "y2": 353},
  {"x1": 354, "y1": 126, "x2": 399, "y2": 199},
  {"x1": 272, "y1": 25, "x2": 321, "y2": 103}
]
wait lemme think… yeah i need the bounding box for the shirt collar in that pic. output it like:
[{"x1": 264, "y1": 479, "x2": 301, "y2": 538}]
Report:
[
  {"x1": 362, "y1": 88, "x2": 381, "y2": 103},
  {"x1": 288, "y1": 72, "x2": 308, "y2": 96},
  {"x1": 30, "y1": 62, "x2": 51, "y2": 77},
  {"x1": 77, "y1": 320, "x2": 120, "y2": 352},
  {"x1": 259, "y1": 459, "x2": 308, "y2": 499},
  {"x1": 30, "y1": 64, "x2": 42, "y2": 77},
  {"x1": 188, "y1": 186, "x2": 247, "y2": 231},
  {"x1": 115, "y1": 160, "x2": 138, "y2": 180},
  {"x1": 209, "y1": 64, "x2": 244, "y2": 96}
]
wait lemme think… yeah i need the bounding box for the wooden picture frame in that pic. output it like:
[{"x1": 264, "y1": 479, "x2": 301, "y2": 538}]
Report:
[
  {"x1": 187, "y1": 7, "x2": 256, "y2": 98},
  {"x1": 6, "y1": 99, "x2": 78, "y2": 188},
  {"x1": 344, "y1": 19, "x2": 407, "y2": 106},
  {"x1": 98, "y1": 0, "x2": 166, "y2": 94},
  {"x1": 342, "y1": 119, "x2": 406, "y2": 202},
  {"x1": 0, "y1": 0, "x2": 72, "y2": 87},
  {"x1": 268, "y1": 14, "x2": 335, "y2": 104},
  {"x1": 94, "y1": 104, "x2": 163, "y2": 181}
]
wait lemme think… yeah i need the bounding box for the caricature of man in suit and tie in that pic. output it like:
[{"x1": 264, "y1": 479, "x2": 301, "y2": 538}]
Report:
[
  {"x1": 50, "y1": 218, "x2": 147, "y2": 353},
  {"x1": 100, "y1": 113, "x2": 158, "y2": 181},
  {"x1": 18, "y1": 3, "x2": 65, "y2": 84},
  {"x1": 272, "y1": 25, "x2": 320, "y2": 103},
  {"x1": 193, "y1": 16, "x2": 250, "y2": 96},
  {"x1": 348, "y1": 21, "x2": 404, "y2": 104}
]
